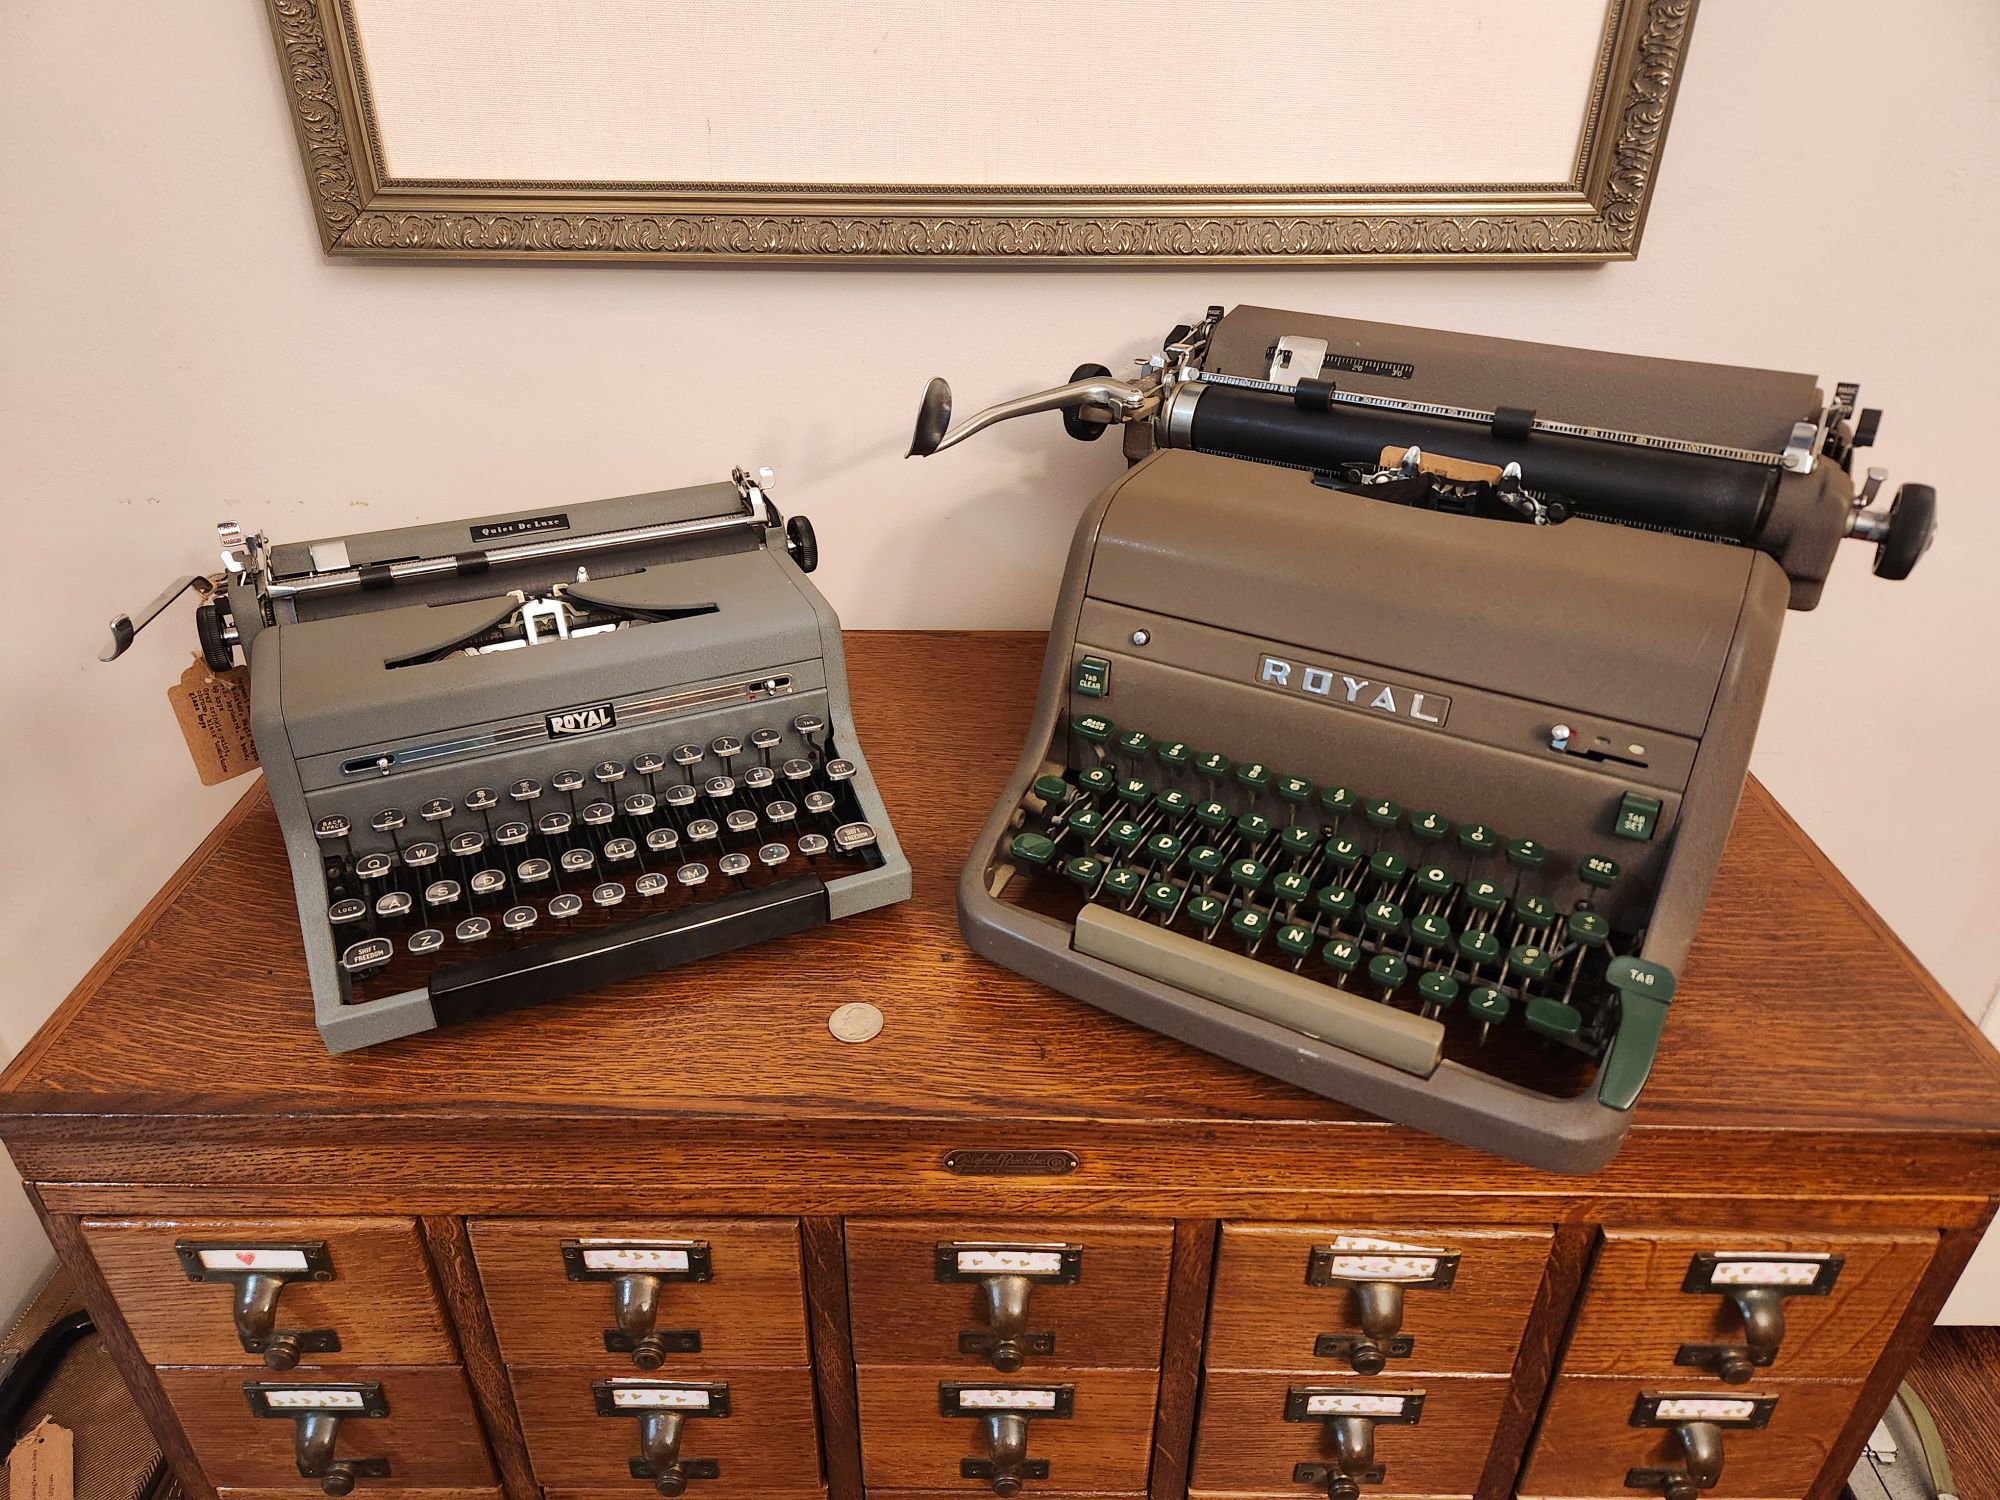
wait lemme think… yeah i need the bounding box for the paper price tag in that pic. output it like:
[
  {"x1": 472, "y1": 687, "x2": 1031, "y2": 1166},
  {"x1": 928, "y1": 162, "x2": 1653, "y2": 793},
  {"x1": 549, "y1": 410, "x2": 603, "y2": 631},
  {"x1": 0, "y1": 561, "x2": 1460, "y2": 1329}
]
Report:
[
  {"x1": 9, "y1": 1418, "x2": 73, "y2": 1500},
  {"x1": 168, "y1": 654, "x2": 259, "y2": 784}
]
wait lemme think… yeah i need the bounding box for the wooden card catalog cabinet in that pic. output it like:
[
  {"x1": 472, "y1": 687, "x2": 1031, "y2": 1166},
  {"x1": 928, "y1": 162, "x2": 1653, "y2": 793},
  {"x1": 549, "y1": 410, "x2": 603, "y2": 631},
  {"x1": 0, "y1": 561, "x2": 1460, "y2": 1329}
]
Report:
[{"x1": 1, "y1": 637, "x2": 1996, "y2": 1500}]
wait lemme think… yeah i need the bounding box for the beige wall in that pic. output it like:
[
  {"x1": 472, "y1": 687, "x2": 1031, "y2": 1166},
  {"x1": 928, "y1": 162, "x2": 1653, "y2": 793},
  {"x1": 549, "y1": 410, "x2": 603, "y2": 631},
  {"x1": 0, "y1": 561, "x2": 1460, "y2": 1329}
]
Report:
[{"x1": 1, "y1": 3, "x2": 1996, "y2": 1321}]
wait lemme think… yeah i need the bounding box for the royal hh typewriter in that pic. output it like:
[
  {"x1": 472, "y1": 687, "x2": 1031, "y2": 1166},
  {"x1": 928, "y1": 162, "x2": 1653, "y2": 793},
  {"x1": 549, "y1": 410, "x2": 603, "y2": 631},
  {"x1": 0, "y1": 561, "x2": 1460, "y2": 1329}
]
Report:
[
  {"x1": 103, "y1": 470, "x2": 910, "y2": 1053},
  {"x1": 913, "y1": 305, "x2": 1935, "y2": 1173}
]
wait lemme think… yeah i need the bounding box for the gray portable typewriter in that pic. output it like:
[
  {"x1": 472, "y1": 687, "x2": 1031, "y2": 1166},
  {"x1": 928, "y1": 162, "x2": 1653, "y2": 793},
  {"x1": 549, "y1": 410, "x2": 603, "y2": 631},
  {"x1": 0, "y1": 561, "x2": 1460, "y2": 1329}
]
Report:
[
  {"x1": 912, "y1": 304, "x2": 1935, "y2": 1173},
  {"x1": 103, "y1": 469, "x2": 910, "y2": 1052}
]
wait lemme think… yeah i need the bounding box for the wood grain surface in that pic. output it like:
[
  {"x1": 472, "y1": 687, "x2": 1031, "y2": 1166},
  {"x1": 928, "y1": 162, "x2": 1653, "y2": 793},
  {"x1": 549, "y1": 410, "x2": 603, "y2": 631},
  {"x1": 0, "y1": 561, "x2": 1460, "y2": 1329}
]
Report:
[
  {"x1": 802, "y1": 1216, "x2": 866, "y2": 1500},
  {"x1": 1204, "y1": 1224, "x2": 1554, "y2": 1376},
  {"x1": 467, "y1": 1217, "x2": 808, "y2": 1368},
  {"x1": 217, "y1": 1490, "x2": 498, "y2": 1500},
  {"x1": 1149, "y1": 1220, "x2": 1219, "y2": 1500},
  {"x1": 1557, "y1": 1230, "x2": 1935, "y2": 1381},
  {"x1": 417, "y1": 1216, "x2": 538, "y2": 1500},
  {"x1": 854, "y1": 1364, "x2": 1160, "y2": 1492},
  {"x1": 845, "y1": 1218, "x2": 1172, "y2": 1369},
  {"x1": 156, "y1": 1365, "x2": 495, "y2": 1489},
  {"x1": 507, "y1": 1364, "x2": 821, "y2": 1493},
  {"x1": 1190, "y1": 1372, "x2": 1509, "y2": 1497},
  {"x1": 1905, "y1": 1325, "x2": 2000, "y2": 1500},
  {"x1": 1518, "y1": 1376, "x2": 1866, "y2": 1499},
  {"x1": 83, "y1": 1217, "x2": 456, "y2": 1368}
]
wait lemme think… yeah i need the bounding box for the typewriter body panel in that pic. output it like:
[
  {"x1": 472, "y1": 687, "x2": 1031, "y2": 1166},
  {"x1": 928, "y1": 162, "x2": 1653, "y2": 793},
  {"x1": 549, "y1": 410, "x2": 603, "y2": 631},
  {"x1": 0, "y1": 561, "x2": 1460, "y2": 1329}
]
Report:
[{"x1": 208, "y1": 477, "x2": 909, "y2": 1052}]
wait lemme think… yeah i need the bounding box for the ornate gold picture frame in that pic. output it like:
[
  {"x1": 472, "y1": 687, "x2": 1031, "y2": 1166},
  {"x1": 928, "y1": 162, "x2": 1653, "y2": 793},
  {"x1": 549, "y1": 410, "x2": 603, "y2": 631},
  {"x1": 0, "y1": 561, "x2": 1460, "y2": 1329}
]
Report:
[{"x1": 269, "y1": 0, "x2": 1698, "y2": 265}]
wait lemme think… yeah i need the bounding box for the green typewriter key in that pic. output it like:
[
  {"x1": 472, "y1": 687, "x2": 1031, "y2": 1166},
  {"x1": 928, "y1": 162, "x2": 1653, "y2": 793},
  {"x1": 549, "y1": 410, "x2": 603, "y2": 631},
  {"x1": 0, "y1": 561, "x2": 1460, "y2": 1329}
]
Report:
[
  {"x1": 1188, "y1": 844, "x2": 1227, "y2": 877},
  {"x1": 1275, "y1": 774, "x2": 1314, "y2": 804},
  {"x1": 1364, "y1": 899, "x2": 1406, "y2": 936},
  {"x1": 1077, "y1": 765, "x2": 1117, "y2": 795},
  {"x1": 1363, "y1": 798, "x2": 1402, "y2": 831},
  {"x1": 1526, "y1": 996, "x2": 1584, "y2": 1042},
  {"x1": 1075, "y1": 714, "x2": 1115, "y2": 744},
  {"x1": 1193, "y1": 751, "x2": 1232, "y2": 781},
  {"x1": 1144, "y1": 832, "x2": 1185, "y2": 865},
  {"x1": 1276, "y1": 922, "x2": 1316, "y2": 959},
  {"x1": 1506, "y1": 837, "x2": 1547, "y2": 870},
  {"x1": 1236, "y1": 811, "x2": 1273, "y2": 842},
  {"x1": 1515, "y1": 894, "x2": 1557, "y2": 927},
  {"x1": 1009, "y1": 832, "x2": 1056, "y2": 868},
  {"x1": 1466, "y1": 986, "x2": 1511, "y2": 1038},
  {"x1": 1414, "y1": 864, "x2": 1456, "y2": 899},
  {"x1": 1410, "y1": 811, "x2": 1450, "y2": 842},
  {"x1": 1457, "y1": 823, "x2": 1499, "y2": 857},
  {"x1": 1231, "y1": 907, "x2": 1270, "y2": 942},
  {"x1": 1580, "y1": 854, "x2": 1621, "y2": 888},
  {"x1": 1410, "y1": 912, "x2": 1453, "y2": 951},
  {"x1": 1509, "y1": 943, "x2": 1554, "y2": 982},
  {"x1": 1464, "y1": 879, "x2": 1507, "y2": 914},
  {"x1": 1316, "y1": 886, "x2": 1358, "y2": 923},
  {"x1": 1229, "y1": 858, "x2": 1268, "y2": 891},
  {"x1": 1116, "y1": 776, "x2": 1152, "y2": 806},
  {"x1": 1103, "y1": 866, "x2": 1144, "y2": 901},
  {"x1": 1321, "y1": 937, "x2": 1362, "y2": 976},
  {"x1": 1143, "y1": 880, "x2": 1181, "y2": 914},
  {"x1": 1155, "y1": 740, "x2": 1191, "y2": 770},
  {"x1": 1186, "y1": 893, "x2": 1227, "y2": 929},
  {"x1": 1235, "y1": 761, "x2": 1273, "y2": 793},
  {"x1": 1458, "y1": 928, "x2": 1501, "y2": 966},
  {"x1": 1117, "y1": 729, "x2": 1153, "y2": 757},
  {"x1": 1566, "y1": 910, "x2": 1611, "y2": 946},
  {"x1": 1272, "y1": 870, "x2": 1313, "y2": 903},
  {"x1": 1063, "y1": 854, "x2": 1105, "y2": 887},
  {"x1": 1032, "y1": 774, "x2": 1071, "y2": 806},
  {"x1": 1279, "y1": 824, "x2": 1318, "y2": 857},
  {"x1": 1369, "y1": 851, "x2": 1408, "y2": 885},
  {"x1": 1323, "y1": 836, "x2": 1364, "y2": 874},
  {"x1": 1320, "y1": 786, "x2": 1359, "y2": 818},
  {"x1": 1105, "y1": 818, "x2": 1145, "y2": 851},
  {"x1": 1194, "y1": 799, "x2": 1234, "y2": 831},
  {"x1": 1368, "y1": 953, "x2": 1410, "y2": 992},
  {"x1": 1604, "y1": 954, "x2": 1678, "y2": 1002},
  {"x1": 1154, "y1": 786, "x2": 1192, "y2": 817},
  {"x1": 1068, "y1": 807, "x2": 1105, "y2": 837},
  {"x1": 1417, "y1": 971, "x2": 1461, "y2": 1013}
]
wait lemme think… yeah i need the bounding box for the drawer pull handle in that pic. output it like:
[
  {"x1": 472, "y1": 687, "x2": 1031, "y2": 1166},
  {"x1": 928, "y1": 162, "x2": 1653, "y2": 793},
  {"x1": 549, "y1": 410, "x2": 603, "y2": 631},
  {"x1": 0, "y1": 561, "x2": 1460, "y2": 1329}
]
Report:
[
  {"x1": 177, "y1": 1241, "x2": 339, "y2": 1369},
  {"x1": 613, "y1": 1274, "x2": 672, "y2": 1370},
  {"x1": 592, "y1": 1379, "x2": 728, "y2": 1495},
  {"x1": 639, "y1": 1411, "x2": 688, "y2": 1496},
  {"x1": 1676, "y1": 1253, "x2": 1843, "y2": 1382},
  {"x1": 941, "y1": 1382, "x2": 1073, "y2": 1496},
  {"x1": 243, "y1": 1382, "x2": 390, "y2": 1496},
  {"x1": 1626, "y1": 1391, "x2": 1777, "y2": 1498},
  {"x1": 983, "y1": 1413, "x2": 1031, "y2": 1497},
  {"x1": 1304, "y1": 1242, "x2": 1457, "y2": 1375},
  {"x1": 562, "y1": 1242, "x2": 713, "y2": 1369},
  {"x1": 936, "y1": 1243, "x2": 1081, "y2": 1373},
  {"x1": 1284, "y1": 1387, "x2": 1424, "y2": 1499}
]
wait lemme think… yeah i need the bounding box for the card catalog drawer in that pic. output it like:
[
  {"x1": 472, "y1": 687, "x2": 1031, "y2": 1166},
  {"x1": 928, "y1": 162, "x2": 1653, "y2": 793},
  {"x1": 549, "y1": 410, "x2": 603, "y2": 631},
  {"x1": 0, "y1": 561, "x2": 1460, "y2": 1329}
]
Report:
[
  {"x1": 845, "y1": 1219, "x2": 1172, "y2": 1372},
  {"x1": 854, "y1": 1365, "x2": 1158, "y2": 1493},
  {"x1": 1205, "y1": 1224, "x2": 1552, "y2": 1376},
  {"x1": 1560, "y1": 1230, "x2": 1934, "y2": 1382},
  {"x1": 1518, "y1": 1376, "x2": 1863, "y2": 1499},
  {"x1": 1190, "y1": 1373, "x2": 1507, "y2": 1499},
  {"x1": 510, "y1": 1366, "x2": 822, "y2": 1498},
  {"x1": 86, "y1": 1218, "x2": 455, "y2": 1369},
  {"x1": 469, "y1": 1218, "x2": 809, "y2": 1370},
  {"x1": 158, "y1": 1367, "x2": 494, "y2": 1492}
]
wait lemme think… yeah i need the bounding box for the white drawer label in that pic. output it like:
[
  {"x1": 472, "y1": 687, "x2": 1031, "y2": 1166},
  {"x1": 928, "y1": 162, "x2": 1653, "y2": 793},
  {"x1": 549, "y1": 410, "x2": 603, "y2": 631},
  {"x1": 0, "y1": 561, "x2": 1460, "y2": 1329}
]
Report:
[
  {"x1": 954, "y1": 1248, "x2": 1067, "y2": 1276},
  {"x1": 607, "y1": 1385, "x2": 713, "y2": 1411},
  {"x1": 577, "y1": 1241, "x2": 694, "y2": 1273},
  {"x1": 1322, "y1": 1235, "x2": 1447, "y2": 1282},
  {"x1": 1304, "y1": 1393, "x2": 1412, "y2": 1418},
  {"x1": 261, "y1": 1389, "x2": 367, "y2": 1410},
  {"x1": 955, "y1": 1388, "x2": 1059, "y2": 1411},
  {"x1": 1708, "y1": 1255, "x2": 1828, "y2": 1287},
  {"x1": 196, "y1": 1247, "x2": 311, "y2": 1272},
  {"x1": 1656, "y1": 1397, "x2": 1759, "y2": 1422}
]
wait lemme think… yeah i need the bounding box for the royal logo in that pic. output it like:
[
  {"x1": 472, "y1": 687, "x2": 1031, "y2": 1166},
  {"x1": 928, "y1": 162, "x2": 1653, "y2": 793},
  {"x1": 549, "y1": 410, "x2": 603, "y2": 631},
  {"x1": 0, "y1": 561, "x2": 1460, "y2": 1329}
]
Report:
[
  {"x1": 1257, "y1": 654, "x2": 1451, "y2": 727},
  {"x1": 546, "y1": 701, "x2": 616, "y2": 737}
]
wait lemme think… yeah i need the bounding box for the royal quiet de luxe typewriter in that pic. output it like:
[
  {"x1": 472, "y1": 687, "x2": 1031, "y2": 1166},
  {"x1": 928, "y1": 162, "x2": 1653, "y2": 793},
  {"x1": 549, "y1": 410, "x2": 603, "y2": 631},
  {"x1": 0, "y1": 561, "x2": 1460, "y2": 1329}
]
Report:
[
  {"x1": 103, "y1": 469, "x2": 910, "y2": 1052},
  {"x1": 913, "y1": 304, "x2": 1935, "y2": 1173}
]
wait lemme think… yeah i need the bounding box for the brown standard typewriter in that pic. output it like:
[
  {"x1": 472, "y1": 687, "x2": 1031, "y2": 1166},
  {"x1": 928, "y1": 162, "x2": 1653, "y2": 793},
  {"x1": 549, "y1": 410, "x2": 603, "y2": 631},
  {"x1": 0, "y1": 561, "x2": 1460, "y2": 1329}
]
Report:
[{"x1": 911, "y1": 304, "x2": 1935, "y2": 1173}]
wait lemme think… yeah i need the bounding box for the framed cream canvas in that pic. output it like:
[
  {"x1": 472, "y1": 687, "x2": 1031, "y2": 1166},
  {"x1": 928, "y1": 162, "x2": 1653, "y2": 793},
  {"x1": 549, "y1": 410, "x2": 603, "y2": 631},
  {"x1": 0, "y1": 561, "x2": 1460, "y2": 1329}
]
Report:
[{"x1": 268, "y1": 0, "x2": 1700, "y2": 264}]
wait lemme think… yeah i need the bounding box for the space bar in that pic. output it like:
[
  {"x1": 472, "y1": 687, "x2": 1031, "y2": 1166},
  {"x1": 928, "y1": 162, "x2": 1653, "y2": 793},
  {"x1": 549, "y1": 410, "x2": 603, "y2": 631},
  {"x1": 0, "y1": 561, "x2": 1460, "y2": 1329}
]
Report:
[{"x1": 1072, "y1": 904, "x2": 1443, "y2": 1078}]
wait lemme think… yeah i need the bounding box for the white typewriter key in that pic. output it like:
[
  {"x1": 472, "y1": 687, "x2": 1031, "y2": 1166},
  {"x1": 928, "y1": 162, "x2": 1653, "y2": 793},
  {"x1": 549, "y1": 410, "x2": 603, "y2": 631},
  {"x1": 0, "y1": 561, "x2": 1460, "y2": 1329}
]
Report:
[
  {"x1": 552, "y1": 769, "x2": 586, "y2": 794},
  {"x1": 646, "y1": 828, "x2": 680, "y2": 855},
  {"x1": 314, "y1": 814, "x2": 351, "y2": 841},
  {"x1": 420, "y1": 797, "x2": 453, "y2": 822},
  {"x1": 687, "y1": 818, "x2": 720, "y2": 844},
  {"x1": 804, "y1": 791, "x2": 837, "y2": 817},
  {"x1": 495, "y1": 820, "x2": 530, "y2": 847},
  {"x1": 825, "y1": 758, "x2": 857, "y2": 782},
  {"x1": 605, "y1": 837, "x2": 638, "y2": 863},
  {"x1": 743, "y1": 765, "x2": 776, "y2": 792},
  {"x1": 328, "y1": 898, "x2": 367, "y2": 925},
  {"x1": 757, "y1": 842, "x2": 790, "y2": 868},
  {"x1": 765, "y1": 799, "x2": 798, "y2": 825},
  {"x1": 711, "y1": 735, "x2": 743, "y2": 760},
  {"x1": 635, "y1": 871, "x2": 669, "y2": 898},
  {"x1": 718, "y1": 852, "x2": 752, "y2": 879},
  {"x1": 663, "y1": 783, "x2": 698, "y2": 809},
  {"x1": 464, "y1": 786, "x2": 499, "y2": 813},
  {"x1": 704, "y1": 775, "x2": 736, "y2": 800},
  {"x1": 470, "y1": 869, "x2": 507, "y2": 897},
  {"x1": 354, "y1": 853, "x2": 394, "y2": 881},
  {"x1": 581, "y1": 801, "x2": 616, "y2": 827},
  {"x1": 676, "y1": 862, "x2": 710, "y2": 888},
  {"x1": 797, "y1": 833, "x2": 830, "y2": 858},
  {"x1": 750, "y1": 727, "x2": 782, "y2": 755},
  {"x1": 456, "y1": 915, "x2": 494, "y2": 942},
  {"x1": 834, "y1": 822, "x2": 879, "y2": 854},
  {"x1": 561, "y1": 848, "x2": 596, "y2": 875},
  {"x1": 509, "y1": 778, "x2": 542, "y2": 803},
  {"x1": 593, "y1": 759, "x2": 625, "y2": 785},
  {"x1": 792, "y1": 712, "x2": 826, "y2": 738},
  {"x1": 424, "y1": 879, "x2": 461, "y2": 907},
  {"x1": 407, "y1": 927, "x2": 445, "y2": 957},
  {"x1": 592, "y1": 881, "x2": 627, "y2": 907},
  {"x1": 340, "y1": 937, "x2": 393, "y2": 973},
  {"x1": 632, "y1": 752, "x2": 666, "y2": 777},
  {"x1": 375, "y1": 891, "x2": 413, "y2": 919},
  {"x1": 780, "y1": 758, "x2": 814, "y2": 784},
  {"x1": 371, "y1": 808, "x2": 406, "y2": 834},
  {"x1": 548, "y1": 893, "x2": 584, "y2": 920},
  {"x1": 518, "y1": 857, "x2": 553, "y2": 885},
  {"x1": 623, "y1": 792, "x2": 657, "y2": 818},
  {"x1": 671, "y1": 743, "x2": 704, "y2": 767},
  {"x1": 449, "y1": 831, "x2": 486, "y2": 858},
  {"x1": 726, "y1": 809, "x2": 759, "y2": 836},
  {"x1": 538, "y1": 811, "x2": 573, "y2": 837},
  {"x1": 502, "y1": 904, "x2": 538, "y2": 932},
  {"x1": 404, "y1": 840, "x2": 441, "y2": 869}
]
